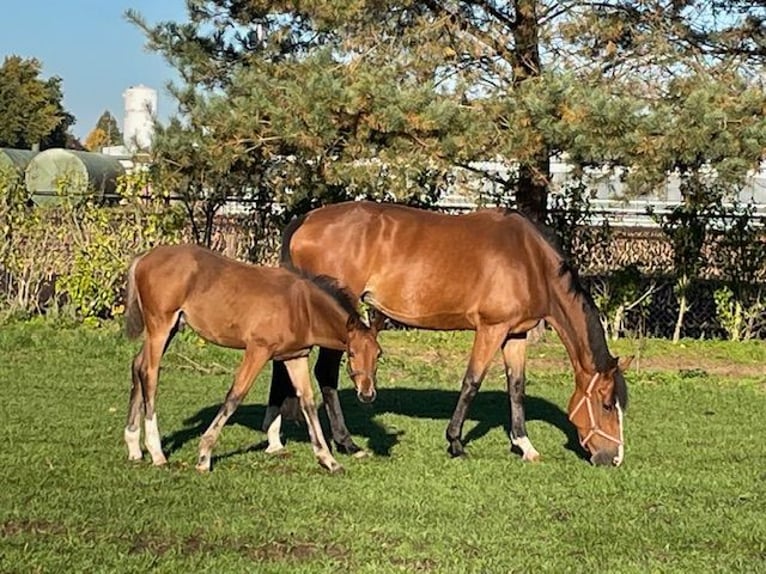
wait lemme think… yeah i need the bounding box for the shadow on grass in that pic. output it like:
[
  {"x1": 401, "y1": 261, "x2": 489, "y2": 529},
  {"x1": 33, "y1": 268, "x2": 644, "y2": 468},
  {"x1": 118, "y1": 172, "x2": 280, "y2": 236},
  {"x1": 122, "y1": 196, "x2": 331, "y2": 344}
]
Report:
[{"x1": 162, "y1": 386, "x2": 587, "y2": 465}]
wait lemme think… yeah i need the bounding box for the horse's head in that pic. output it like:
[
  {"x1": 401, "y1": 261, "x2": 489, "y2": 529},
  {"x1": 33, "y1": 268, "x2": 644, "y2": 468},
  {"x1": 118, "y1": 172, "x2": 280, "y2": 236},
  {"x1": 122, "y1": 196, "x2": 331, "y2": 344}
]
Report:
[
  {"x1": 345, "y1": 316, "x2": 381, "y2": 403},
  {"x1": 568, "y1": 356, "x2": 633, "y2": 467}
]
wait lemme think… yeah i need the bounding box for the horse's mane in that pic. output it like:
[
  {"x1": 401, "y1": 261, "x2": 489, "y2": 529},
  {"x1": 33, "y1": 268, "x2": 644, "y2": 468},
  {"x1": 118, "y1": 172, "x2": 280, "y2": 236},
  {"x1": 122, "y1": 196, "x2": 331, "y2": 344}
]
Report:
[
  {"x1": 501, "y1": 209, "x2": 628, "y2": 405},
  {"x1": 283, "y1": 263, "x2": 363, "y2": 323}
]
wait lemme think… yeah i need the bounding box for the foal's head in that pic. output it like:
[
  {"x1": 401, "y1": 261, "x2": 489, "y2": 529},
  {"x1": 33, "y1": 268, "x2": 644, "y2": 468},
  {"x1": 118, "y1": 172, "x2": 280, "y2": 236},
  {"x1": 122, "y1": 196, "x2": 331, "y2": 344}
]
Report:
[
  {"x1": 345, "y1": 316, "x2": 381, "y2": 403},
  {"x1": 568, "y1": 356, "x2": 632, "y2": 466}
]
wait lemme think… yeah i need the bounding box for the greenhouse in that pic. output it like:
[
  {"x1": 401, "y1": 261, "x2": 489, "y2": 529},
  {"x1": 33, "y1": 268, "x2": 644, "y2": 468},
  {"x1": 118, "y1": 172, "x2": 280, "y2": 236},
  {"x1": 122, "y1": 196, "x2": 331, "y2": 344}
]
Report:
[{"x1": 24, "y1": 148, "x2": 125, "y2": 205}]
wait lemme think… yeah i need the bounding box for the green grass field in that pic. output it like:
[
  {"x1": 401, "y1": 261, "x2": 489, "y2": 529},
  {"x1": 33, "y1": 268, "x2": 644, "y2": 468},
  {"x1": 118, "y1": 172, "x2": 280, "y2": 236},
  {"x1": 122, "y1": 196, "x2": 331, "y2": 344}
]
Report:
[{"x1": 1, "y1": 321, "x2": 765, "y2": 573}]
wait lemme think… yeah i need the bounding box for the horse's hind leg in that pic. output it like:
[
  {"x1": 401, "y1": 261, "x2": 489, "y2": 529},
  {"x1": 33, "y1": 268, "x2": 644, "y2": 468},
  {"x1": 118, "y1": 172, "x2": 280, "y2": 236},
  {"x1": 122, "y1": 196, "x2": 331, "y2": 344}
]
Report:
[
  {"x1": 196, "y1": 345, "x2": 269, "y2": 472},
  {"x1": 315, "y1": 348, "x2": 364, "y2": 457},
  {"x1": 284, "y1": 357, "x2": 342, "y2": 473},
  {"x1": 446, "y1": 324, "x2": 509, "y2": 457},
  {"x1": 124, "y1": 352, "x2": 145, "y2": 461},
  {"x1": 502, "y1": 334, "x2": 540, "y2": 462}
]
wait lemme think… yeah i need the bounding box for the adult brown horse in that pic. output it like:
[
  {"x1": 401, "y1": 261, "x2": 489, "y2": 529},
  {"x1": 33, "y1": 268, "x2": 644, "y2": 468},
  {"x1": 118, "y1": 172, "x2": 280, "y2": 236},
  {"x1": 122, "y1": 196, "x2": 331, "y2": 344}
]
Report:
[
  {"x1": 266, "y1": 201, "x2": 632, "y2": 466},
  {"x1": 124, "y1": 244, "x2": 381, "y2": 473}
]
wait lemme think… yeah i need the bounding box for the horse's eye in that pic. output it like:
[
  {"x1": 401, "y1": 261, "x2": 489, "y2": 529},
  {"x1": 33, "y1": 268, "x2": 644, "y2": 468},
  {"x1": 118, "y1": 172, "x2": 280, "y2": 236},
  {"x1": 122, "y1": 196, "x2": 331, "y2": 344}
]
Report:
[{"x1": 603, "y1": 402, "x2": 614, "y2": 413}]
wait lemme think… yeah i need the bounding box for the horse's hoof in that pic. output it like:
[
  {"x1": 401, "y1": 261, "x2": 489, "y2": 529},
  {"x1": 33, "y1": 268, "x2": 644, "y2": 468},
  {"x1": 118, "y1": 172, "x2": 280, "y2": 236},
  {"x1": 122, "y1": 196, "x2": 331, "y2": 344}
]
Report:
[
  {"x1": 352, "y1": 449, "x2": 371, "y2": 459},
  {"x1": 335, "y1": 442, "x2": 362, "y2": 456},
  {"x1": 151, "y1": 456, "x2": 168, "y2": 467},
  {"x1": 447, "y1": 442, "x2": 466, "y2": 458},
  {"x1": 328, "y1": 463, "x2": 345, "y2": 474},
  {"x1": 127, "y1": 453, "x2": 143, "y2": 462}
]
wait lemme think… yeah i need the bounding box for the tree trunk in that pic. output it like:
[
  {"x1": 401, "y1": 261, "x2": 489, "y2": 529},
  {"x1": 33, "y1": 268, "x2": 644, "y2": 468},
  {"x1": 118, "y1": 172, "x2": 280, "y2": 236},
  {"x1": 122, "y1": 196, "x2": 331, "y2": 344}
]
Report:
[{"x1": 513, "y1": 0, "x2": 549, "y2": 223}]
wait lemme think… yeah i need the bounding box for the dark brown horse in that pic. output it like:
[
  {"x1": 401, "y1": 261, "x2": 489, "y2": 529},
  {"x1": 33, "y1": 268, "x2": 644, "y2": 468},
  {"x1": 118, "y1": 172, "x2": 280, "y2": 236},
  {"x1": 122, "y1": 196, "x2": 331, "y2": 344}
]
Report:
[
  {"x1": 267, "y1": 201, "x2": 631, "y2": 466},
  {"x1": 124, "y1": 244, "x2": 381, "y2": 473}
]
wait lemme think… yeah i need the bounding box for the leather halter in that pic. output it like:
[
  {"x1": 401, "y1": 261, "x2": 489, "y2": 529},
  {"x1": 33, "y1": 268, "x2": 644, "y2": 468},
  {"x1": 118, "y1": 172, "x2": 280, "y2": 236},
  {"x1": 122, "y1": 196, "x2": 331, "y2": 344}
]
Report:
[{"x1": 568, "y1": 373, "x2": 623, "y2": 449}]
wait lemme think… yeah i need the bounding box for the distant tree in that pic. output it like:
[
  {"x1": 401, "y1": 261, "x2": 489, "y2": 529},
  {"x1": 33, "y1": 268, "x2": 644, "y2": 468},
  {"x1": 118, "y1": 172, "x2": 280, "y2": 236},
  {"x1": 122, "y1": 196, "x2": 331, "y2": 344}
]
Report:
[
  {"x1": 84, "y1": 111, "x2": 122, "y2": 152},
  {"x1": 84, "y1": 128, "x2": 108, "y2": 152},
  {"x1": 0, "y1": 55, "x2": 75, "y2": 149},
  {"x1": 96, "y1": 111, "x2": 122, "y2": 147}
]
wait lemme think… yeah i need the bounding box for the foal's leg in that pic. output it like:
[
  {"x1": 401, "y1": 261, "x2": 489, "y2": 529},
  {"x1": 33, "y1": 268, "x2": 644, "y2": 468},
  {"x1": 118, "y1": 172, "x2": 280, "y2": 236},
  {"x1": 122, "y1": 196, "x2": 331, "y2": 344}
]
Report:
[
  {"x1": 124, "y1": 352, "x2": 145, "y2": 461},
  {"x1": 502, "y1": 334, "x2": 540, "y2": 462},
  {"x1": 139, "y1": 327, "x2": 176, "y2": 466},
  {"x1": 446, "y1": 324, "x2": 510, "y2": 457},
  {"x1": 315, "y1": 347, "x2": 365, "y2": 457},
  {"x1": 196, "y1": 345, "x2": 269, "y2": 472},
  {"x1": 284, "y1": 357, "x2": 342, "y2": 473}
]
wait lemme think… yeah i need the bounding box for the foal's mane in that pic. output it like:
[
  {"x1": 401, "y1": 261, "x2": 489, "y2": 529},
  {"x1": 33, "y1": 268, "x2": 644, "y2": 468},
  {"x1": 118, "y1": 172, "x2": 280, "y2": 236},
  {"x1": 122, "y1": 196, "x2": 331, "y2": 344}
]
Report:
[{"x1": 283, "y1": 263, "x2": 363, "y2": 324}]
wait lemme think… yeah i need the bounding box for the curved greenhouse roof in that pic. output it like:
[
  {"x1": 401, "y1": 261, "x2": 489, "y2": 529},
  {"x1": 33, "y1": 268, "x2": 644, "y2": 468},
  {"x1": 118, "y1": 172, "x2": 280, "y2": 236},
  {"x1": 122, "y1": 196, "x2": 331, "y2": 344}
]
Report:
[
  {"x1": 0, "y1": 148, "x2": 39, "y2": 174},
  {"x1": 25, "y1": 148, "x2": 125, "y2": 205}
]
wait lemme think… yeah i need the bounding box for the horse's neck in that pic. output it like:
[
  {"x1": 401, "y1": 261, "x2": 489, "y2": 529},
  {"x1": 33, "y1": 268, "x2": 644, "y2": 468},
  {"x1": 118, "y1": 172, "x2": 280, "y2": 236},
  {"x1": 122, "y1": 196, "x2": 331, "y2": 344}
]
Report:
[{"x1": 545, "y1": 282, "x2": 601, "y2": 376}]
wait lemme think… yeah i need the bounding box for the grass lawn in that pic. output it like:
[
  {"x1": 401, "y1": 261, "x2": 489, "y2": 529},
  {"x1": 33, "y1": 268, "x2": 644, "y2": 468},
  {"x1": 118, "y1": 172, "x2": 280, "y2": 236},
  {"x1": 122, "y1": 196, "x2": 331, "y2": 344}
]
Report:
[{"x1": 1, "y1": 321, "x2": 765, "y2": 573}]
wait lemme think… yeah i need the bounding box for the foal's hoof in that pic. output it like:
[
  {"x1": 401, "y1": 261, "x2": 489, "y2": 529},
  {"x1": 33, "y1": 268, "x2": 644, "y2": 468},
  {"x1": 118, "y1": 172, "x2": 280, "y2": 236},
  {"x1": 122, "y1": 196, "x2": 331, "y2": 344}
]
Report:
[
  {"x1": 352, "y1": 449, "x2": 371, "y2": 460},
  {"x1": 265, "y1": 443, "x2": 286, "y2": 455},
  {"x1": 195, "y1": 456, "x2": 211, "y2": 473},
  {"x1": 522, "y1": 451, "x2": 541, "y2": 463},
  {"x1": 327, "y1": 463, "x2": 345, "y2": 474}
]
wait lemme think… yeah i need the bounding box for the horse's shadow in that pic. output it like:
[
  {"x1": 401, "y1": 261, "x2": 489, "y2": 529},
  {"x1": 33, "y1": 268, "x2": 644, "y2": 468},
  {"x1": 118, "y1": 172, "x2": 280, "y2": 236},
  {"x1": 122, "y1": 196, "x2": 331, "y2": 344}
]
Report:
[{"x1": 162, "y1": 387, "x2": 588, "y2": 464}]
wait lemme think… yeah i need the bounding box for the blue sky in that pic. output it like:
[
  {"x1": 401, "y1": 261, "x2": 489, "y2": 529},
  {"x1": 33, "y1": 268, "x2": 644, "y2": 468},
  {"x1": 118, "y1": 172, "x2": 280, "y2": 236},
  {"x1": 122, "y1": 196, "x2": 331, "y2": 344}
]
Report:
[{"x1": 0, "y1": 0, "x2": 187, "y2": 139}]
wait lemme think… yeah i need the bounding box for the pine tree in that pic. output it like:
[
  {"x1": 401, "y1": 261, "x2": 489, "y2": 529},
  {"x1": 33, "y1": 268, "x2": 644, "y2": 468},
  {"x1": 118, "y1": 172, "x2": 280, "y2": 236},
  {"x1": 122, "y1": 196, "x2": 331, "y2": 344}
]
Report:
[{"x1": 127, "y1": 1, "x2": 766, "y2": 223}]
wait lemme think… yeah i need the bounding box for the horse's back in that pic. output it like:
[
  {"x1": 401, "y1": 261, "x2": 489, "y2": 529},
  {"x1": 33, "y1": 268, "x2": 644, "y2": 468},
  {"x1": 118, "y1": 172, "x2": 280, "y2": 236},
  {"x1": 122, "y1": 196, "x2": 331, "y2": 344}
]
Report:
[
  {"x1": 134, "y1": 244, "x2": 314, "y2": 348},
  {"x1": 286, "y1": 202, "x2": 553, "y2": 329}
]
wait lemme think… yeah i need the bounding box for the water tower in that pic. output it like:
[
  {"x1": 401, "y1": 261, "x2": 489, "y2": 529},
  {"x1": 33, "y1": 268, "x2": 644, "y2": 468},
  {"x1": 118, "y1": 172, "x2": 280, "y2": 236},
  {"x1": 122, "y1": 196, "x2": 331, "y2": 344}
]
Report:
[{"x1": 122, "y1": 85, "x2": 158, "y2": 152}]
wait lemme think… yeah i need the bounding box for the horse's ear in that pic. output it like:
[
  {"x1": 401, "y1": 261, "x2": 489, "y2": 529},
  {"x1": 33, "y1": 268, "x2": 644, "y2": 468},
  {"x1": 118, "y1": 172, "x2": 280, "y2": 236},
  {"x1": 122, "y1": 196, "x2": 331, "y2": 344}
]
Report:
[
  {"x1": 618, "y1": 355, "x2": 634, "y2": 372},
  {"x1": 368, "y1": 308, "x2": 386, "y2": 334}
]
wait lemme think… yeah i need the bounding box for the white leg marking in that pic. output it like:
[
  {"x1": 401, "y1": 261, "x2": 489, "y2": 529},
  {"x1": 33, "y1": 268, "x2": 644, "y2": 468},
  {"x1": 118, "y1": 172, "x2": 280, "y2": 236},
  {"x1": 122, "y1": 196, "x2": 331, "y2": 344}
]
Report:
[
  {"x1": 614, "y1": 403, "x2": 625, "y2": 467},
  {"x1": 263, "y1": 407, "x2": 285, "y2": 454},
  {"x1": 511, "y1": 435, "x2": 541, "y2": 462},
  {"x1": 144, "y1": 414, "x2": 167, "y2": 466},
  {"x1": 124, "y1": 426, "x2": 142, "y2": 461}
]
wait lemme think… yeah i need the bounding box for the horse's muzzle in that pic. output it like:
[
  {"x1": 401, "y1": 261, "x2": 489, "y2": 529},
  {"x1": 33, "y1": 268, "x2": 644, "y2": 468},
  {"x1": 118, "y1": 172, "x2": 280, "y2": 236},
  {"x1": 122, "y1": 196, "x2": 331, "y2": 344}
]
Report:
[{"x1": 590, "y1": 447, "x2": 622, "y2": 467}]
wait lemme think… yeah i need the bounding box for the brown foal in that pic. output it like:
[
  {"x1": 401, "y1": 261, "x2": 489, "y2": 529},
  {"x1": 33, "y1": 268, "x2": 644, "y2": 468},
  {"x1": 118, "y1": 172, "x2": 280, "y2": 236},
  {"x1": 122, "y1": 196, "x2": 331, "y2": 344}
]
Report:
[{"x1": 123, "y1": 244, "x2": 381, "y2": 473}]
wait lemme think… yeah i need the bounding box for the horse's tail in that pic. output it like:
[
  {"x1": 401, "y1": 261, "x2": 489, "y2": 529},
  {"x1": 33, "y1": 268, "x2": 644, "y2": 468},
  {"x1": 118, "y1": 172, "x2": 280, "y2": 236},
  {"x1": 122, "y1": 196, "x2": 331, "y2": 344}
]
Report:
[
  {"x1": 125, "y1": 255, "x2": 145, "y2": 339},
  {"x1": 279, "y1": 213, "x2": 307, "y2": 268}
]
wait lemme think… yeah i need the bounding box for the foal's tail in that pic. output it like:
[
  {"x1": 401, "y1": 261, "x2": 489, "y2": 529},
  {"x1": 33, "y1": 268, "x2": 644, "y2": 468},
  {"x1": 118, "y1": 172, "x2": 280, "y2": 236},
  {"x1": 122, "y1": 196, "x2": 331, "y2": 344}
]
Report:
[{"x1": 125, "y1": 255, "x2": 145, "y2": 339}]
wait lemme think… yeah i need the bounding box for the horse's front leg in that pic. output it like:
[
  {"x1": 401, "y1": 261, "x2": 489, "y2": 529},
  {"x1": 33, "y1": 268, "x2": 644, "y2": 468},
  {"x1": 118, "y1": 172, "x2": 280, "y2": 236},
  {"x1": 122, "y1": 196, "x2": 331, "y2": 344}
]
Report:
[
  {"x1": 446, "y1": 324, "x2": 510, "y2": 457},
  {"x1": 283, "y1": 357, "x2": 342, "y2": 473},
  {"x1": 196, "y1": 346, "x2": 269, "y2": 472},
  {"x1": 502, "y1": 334, "x2": 540, "y2": 462},
  {"x1": 315, "y1": 348, "x2": 366, "y2": 457}
]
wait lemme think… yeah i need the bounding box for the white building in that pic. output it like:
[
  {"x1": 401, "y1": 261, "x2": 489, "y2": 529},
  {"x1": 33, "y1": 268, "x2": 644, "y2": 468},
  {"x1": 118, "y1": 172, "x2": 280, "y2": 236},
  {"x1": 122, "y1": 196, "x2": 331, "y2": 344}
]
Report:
[{"x1": 122, "y1": 84, "x2": 158, "y2": 153}]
